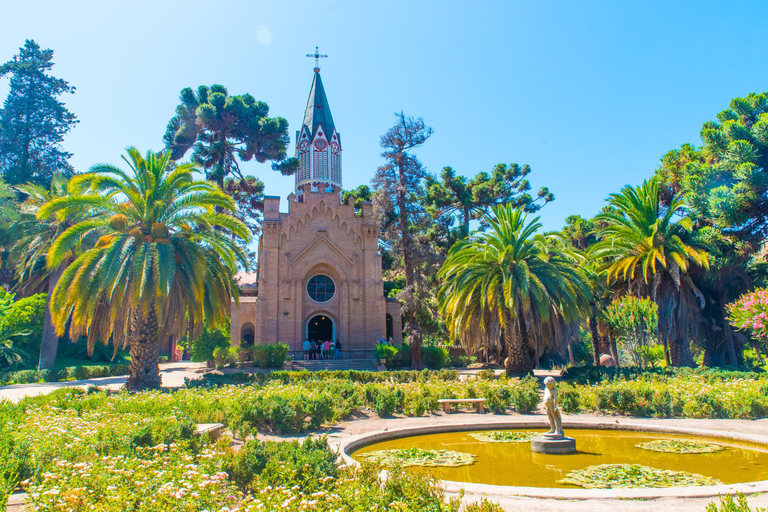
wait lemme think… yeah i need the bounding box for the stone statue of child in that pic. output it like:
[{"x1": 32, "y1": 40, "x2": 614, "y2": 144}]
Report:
[{"x1": 542, "y1": 376, "x2": 564, "y2": 438}]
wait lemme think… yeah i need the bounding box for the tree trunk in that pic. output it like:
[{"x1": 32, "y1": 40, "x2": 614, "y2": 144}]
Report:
[
  {"x1": 125, "y1": 302, "x2": 161, "y2": 391},
  {"x1": 609, "y1": 331, "x2": 619, "y2": 368},
  {"x1": 588, "y1": 305, "x2": 601, "y2": 366},
  {"x1": 504, "y1": 310, "x2": 534, "y2": 374},
  {"x1": 718, "y1": 290, "x2": 739, "y2": 367},
  {"x1": 37, "y1": 264, "x2": 65, "y2": 371},
  {"x1": 398, "y1": 180, "x2": 422, "y2": 370},
  {"x1": 669, "y1": 336, "x2": 694, "y2": 367}
]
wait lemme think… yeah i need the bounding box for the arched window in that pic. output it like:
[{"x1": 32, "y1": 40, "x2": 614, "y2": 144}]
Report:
[{"x1": 307, "y1": 274, "x2": 335, "y2": 303}]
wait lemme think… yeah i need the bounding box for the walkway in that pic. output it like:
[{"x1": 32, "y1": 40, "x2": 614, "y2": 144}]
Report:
[{"x1": 0, "y1": 361, "x2": 206, "y2": 403}]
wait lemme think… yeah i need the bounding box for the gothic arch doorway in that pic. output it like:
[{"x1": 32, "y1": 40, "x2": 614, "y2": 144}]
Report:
[
  {"x1": 240, "y1": 323, "x2": 255, "y2": 346},
  {"x1": 307, "y1": 314, "x2": 334, "y2": 341}
]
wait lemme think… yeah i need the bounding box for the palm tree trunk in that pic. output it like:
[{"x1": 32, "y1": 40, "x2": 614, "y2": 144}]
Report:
[
  {"x1": 669, "y1": 335, "x2": 694, "y2": 367},
  {"x1": 37, "y1": 264, "x2": 64, "y2": 371},
  {"x1": 504, "y1": 310, "x2": 534, "y2": 374},
  {"x1": 588, "y1": 305, "x2": 600, "y2": 366},
  {"x1": 718, "y1": 290, "x2": 739, "y2": 367},
  {"x1": 125, "y1": 302, "x2": 161, "y2": 391},
  {"x1": 609, "y1": 331, "x2": 619, "y2": 368}
]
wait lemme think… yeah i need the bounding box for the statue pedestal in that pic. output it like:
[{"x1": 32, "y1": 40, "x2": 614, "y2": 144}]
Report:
[{"x1": 531, "y1": 435, "x2": 576, "y2": 454}]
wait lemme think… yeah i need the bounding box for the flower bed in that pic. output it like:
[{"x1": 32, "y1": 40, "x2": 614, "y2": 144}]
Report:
[{"x1": 557, "y1": 375, "x2": 768, "y2": 419}]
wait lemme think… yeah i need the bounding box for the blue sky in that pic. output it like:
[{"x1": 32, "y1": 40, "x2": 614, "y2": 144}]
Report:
[{"x1": 2, "y1": 0, "x2": 767, "y2": 231}]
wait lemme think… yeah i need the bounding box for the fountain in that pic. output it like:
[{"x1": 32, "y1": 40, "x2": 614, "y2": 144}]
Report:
[{"x1": 530, "y1": 377, "x2": 576, "y2": 454}]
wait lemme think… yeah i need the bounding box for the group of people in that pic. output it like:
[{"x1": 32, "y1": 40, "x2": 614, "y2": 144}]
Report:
[{"x1": 303, "y1": 339, "x2": 342, "y2": 360}]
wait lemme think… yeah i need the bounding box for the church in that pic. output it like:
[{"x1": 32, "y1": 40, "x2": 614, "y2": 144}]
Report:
[{"x1": 230, "y1": 62, "x2": 402, "y2": 359}]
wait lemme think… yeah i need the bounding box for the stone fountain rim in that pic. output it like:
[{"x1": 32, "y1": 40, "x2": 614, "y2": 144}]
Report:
[{"x1": 335, "y1": 418, "x2": 768, "y2": 500}]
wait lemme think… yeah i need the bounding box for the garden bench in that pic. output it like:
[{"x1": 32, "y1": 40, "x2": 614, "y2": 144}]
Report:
[
  {"x1": 195, "y1": 423, "x2": 225, "y2": 442},
  {"x1": 437, "y1": 398, "x2": 486, "y2": 413}
]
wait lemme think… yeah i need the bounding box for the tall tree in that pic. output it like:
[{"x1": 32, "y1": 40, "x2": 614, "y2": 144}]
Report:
[
  {"x1": 373, "y1": 112, "x2": 433, "y2": 369},
  {"x1": 163, "y1": 85, "x2": 297, "y2": 245},
  {"x1": 10, "y1": 175, "x2": 95, "y2": 370},
  {"x1": 425, "y1": 164, "x2": 553, "y2": 238},
  {"x1": 41, "y1": 148, "x2": 248, "y2": 390},
  {"x1": 0, "y1": 40, "x2": 77, "y2": 188},
  {"x1": 438, "y1": 205, "x2": 590, "y2": 373},
  {"x1": 591, "y1": 179, "x2": 710, "y2": 366}
]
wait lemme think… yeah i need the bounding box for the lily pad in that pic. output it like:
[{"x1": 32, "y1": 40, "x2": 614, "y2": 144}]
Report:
[
  {"x1": 468, "y1": 430, "x2": 538, "y2": 443},
  {"x1": 558, "y1": 463, "x2": 721, "y2": 488},
  {"x1": 358, "y1": 447, "x2": 476, "y2": 467},
  {"x1": 636, "y1": 439, "x2": 726, "y2": 454}
]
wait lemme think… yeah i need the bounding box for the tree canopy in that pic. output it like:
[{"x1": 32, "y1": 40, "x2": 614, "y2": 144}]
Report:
[{"x1": 0, "y1": 39, "x2": 77, "y2": 188}]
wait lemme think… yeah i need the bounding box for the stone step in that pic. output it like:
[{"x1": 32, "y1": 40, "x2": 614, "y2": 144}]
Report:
[{"x1": 288, "y1": 359, "x2": 378, "y2": 372}]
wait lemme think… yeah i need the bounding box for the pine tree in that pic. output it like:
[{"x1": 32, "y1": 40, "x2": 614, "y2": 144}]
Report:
[
  {"x1": 373, "y1": 112, "x2": 433, "y2": 369},
  {"x1": 0, "y1": 40, "x2": 77, "y2": 188}
]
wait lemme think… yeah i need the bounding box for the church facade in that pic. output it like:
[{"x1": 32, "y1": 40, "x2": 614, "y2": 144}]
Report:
[{"x1": 230, "y1": 66, "x2": 402, "y2": 358}]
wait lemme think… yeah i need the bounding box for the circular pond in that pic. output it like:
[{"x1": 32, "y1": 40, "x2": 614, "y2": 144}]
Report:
[{"x1": 350, "y1": 429, "x2": 768, "y2": 488}]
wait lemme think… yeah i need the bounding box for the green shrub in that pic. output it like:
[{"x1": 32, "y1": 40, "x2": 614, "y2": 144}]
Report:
[
  {"x1": 190, "y1": 325, "x2": 229, "y2": 363},
  {"x1": 706, "y1": 493, "x2": 766, "y2": 512},
  {"x1": 212, "y1": 347, "x2": 229, "y2": 369},
  {"x1": 422, "y1": 346, "x2": 449, "y2": 369},
  {"x1": 266, "y1": 343, "x2": 289, "y2": 367},
  {"x1": 374, "y1": 344, "x2": 397, "y2": 366},
  {"x1": 226, "y1": 437, "x2": 338, "y2": 491},
  {"x1": 396, "y1": 342, "x2": 412, "y2": 367}
]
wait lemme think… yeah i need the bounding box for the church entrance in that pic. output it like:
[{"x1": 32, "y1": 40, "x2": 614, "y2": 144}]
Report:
[{"x1": 307, "y1": 315, "x2": 334, "y2": 341}]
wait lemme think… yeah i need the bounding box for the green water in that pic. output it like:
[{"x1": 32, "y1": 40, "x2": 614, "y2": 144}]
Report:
[{"x1": 351, "y1": 429, "x2": 768, "y2": 487}]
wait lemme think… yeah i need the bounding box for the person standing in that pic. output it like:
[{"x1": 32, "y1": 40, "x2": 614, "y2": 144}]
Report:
[
  {"x1": 335, "y1": 339, "x2": 342, "y2": 360},
  {"x1": 303, "y1": 338, "x2": 311, "y2": 360},
  {"x1": 323, "y1": 339, "x2": 331, "y2": 360}
]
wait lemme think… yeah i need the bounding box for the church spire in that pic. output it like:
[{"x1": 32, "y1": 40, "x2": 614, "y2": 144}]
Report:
[
  {"x1": 301, "y1": 71, "x2": 335, "y2": 141},
  {"x1": 295, "y1": 54, "x2": 342, "y2": 199}
]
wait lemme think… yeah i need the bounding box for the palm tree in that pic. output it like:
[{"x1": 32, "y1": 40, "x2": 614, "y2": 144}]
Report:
[
  {"x1": 591, "y1": 179, "x2": 709, "y2": 366},
  {"x1": 438, "y1": 205, "x2": 591, "y2": 373},
  {"x1": 40, "y1": 148, "x2": 249, "y2": 390},
  {"x1": 10, "y1": 175, "x2": 94, "y2": 370}
]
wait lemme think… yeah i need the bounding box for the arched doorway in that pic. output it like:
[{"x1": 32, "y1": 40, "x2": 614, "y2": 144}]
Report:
[
  {"x1": 240, "y1": 323, "x2": 255, "y2": 346},
  {"x1": 307, "y1": 315, "x2": 334, "y2": 341}
]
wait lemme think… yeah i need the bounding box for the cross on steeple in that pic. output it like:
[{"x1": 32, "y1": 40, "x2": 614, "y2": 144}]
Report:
[{"x1": 306, "y1": 46, "x2": 327, "y2": 72}]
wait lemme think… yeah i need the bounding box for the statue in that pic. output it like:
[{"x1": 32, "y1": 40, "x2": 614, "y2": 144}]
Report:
[
  {"x1": 531, "y1": 376, "x2": 575, "y2": 453},
  {"x1": 542, "y1": 376, "x2": 564, "y2": 438}
]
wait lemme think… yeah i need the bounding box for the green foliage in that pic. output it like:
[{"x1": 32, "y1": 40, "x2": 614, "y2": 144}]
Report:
[
  {"x1": 425, "y1": 164, "x2": 553, "y2": 240},
  {"x1": 439, "y1": 204, "x2": 590, "y2": 373},
  {"x1": 421, "y1": 345, "x2": 449, "y2": 369},
  {"x1": 190, "y1": 326, "x2": 230, "y2": 363},
  {"x1": 42, "y1": 149, "x2": 248, "y2": 389},
  {"x1": 341, "y1": 184, "x2": 373, "y2": 215},
  {"x1": 226, "y1": 437, "x2": 337, "y2": 491},
  {"x1": 592, "y1": 179, "x2": 710, "y2": 366},
  {"x1": 604, "y1": 296, "x2": 659, "y2": 367},
  {"x1": 0, "y1": 290, "x2": 32, "y2": 370},
  {"x1": 374, "y1": 343, "x2": 398, "y2": 366},
  {"x1": 557, "y1": 372, "x2": 768, "y2": 418},
  {"x1": 0, "y1": 40, "x2": 77, "y2": 187},
  {"x1": 706, "y1": 493, "x2": 767, "y2": 512}
]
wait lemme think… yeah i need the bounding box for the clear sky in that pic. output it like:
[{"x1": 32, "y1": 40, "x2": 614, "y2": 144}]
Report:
[{"x1": 2, "y1": 0, "x2": 767, "y2": 231}]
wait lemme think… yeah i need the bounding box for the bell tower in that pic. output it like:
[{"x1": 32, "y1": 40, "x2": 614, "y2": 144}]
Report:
[{"x1": 295, "y1": 52, "x2": 341, "y2": 202}]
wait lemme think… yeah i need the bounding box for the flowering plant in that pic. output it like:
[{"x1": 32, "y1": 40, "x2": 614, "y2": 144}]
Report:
[{"x1": 728, "y1": 289, "x2": 768, "y2": 344}]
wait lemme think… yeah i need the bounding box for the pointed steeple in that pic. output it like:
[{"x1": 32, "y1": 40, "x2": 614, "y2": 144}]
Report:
[
  {"x1": 302, "y1": 70, "x2": 335, "y2": 141},
  {"x1": 295, "y1": 68, "x2": 342, "y2": 199}
]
